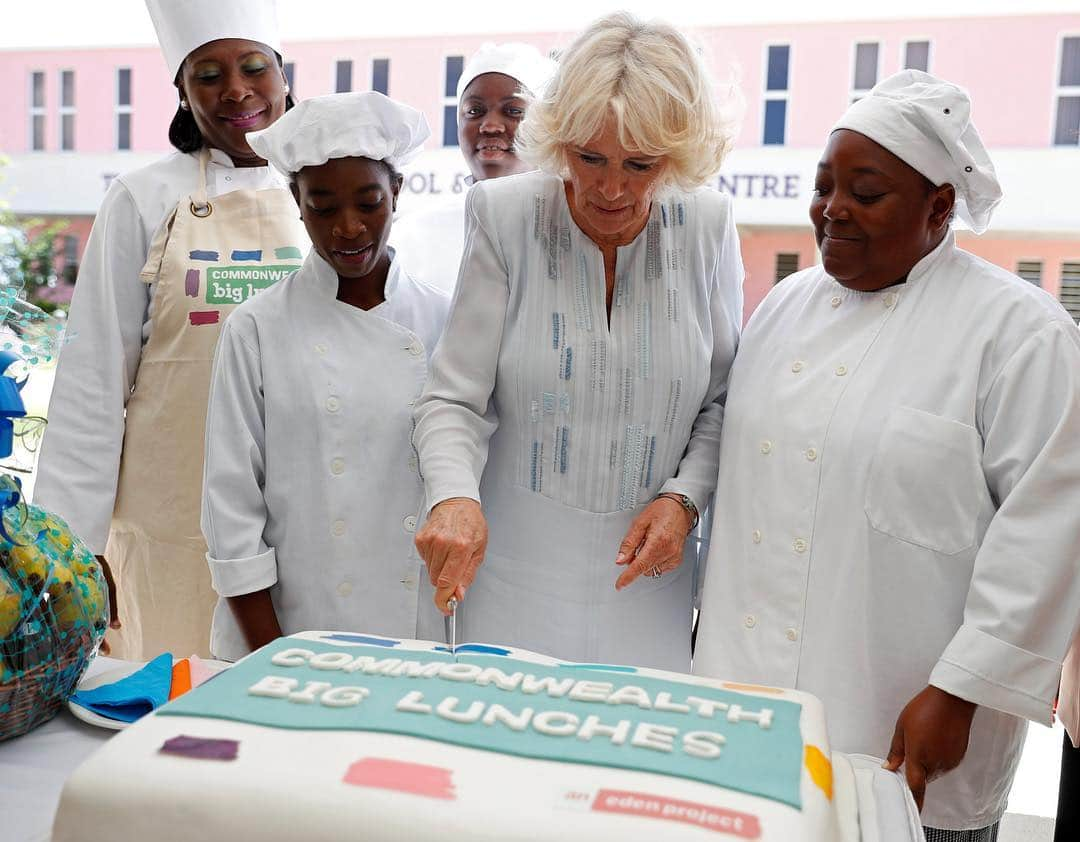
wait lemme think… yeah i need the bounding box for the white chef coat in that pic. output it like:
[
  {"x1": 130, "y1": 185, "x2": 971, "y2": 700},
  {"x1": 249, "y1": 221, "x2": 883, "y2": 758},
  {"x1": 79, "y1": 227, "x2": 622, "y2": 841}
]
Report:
[
  {"x1": 389, "y1": 191, "x2": 469, "y2": 295},
  {"x1": 34, "y1": 149, "x2": 288, "y2": 553},
  {"x1": 413, "y1": 170, "x2": 743, "y2": 669},
  {"x1": 693, "y1": 231, "x2": 1080, "y2": 829},
  {"x1": 202, "y1": 248, "x2": 449, "y2": 662}
]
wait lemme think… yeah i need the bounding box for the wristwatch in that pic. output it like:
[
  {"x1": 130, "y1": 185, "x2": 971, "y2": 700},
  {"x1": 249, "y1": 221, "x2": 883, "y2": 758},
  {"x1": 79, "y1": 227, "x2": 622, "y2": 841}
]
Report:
[{"x1": 656, "y1": 492, "x2": 699, "y2": 530}]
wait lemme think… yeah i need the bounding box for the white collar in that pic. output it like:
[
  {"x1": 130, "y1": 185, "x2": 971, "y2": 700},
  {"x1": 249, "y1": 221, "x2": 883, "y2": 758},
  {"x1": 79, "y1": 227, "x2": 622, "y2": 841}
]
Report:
[
  {"x1": 308, "y1": 247, "x2": 403, "y2": 307},
  {"x1": 905, "y1": 228, "x2": 955, "y2": 285}
]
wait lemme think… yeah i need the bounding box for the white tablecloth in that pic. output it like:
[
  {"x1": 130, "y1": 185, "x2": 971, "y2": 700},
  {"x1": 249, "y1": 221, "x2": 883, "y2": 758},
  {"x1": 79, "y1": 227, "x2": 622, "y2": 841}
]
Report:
[{"x1": 1, "y1": 656, "x2": 119, "y2": 842}]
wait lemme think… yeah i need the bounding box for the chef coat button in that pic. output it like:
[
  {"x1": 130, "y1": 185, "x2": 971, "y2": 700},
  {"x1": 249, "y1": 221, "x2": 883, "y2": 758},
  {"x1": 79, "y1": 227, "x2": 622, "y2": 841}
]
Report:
[
  {"x1": 760, "y1": 440, "x2": 772, "y2": 455},
  {"x1": 337, "y1": 582, "x2": 353, "y2": 597},
  {"x1": 752, "y1": 529, "x2": 762, "y2": 544},
  {"x1": 408, "y1": 399, "x2": 416, "y2": 407},
  {"x1": 326, "y1": 396, "x2": 341, "y2": 413},
  {"x1": 835, "y1": 365, "x2": 848, "y2": 376},
  {"x1": 332, "y1": 519, "x2": 346, "y2": 537},
  {"x1": 830, "y1": 295, "x2": 842, "y2": 308},
  {"x1": 224, "y1": 175, "x2": 232, "y2": 182},
  {"x1": 793, "y1": 538, "x2": 807, "y2": 554},
  {"x1": 806, "y1": 447, "x2": 818, "y2": 462},
  {"x1": 884, "y1": 292, "x2": 898, "y2": 308},
  {"x1": 408, "y1": 454, "x2": 419, "y2": 471},
  {"x1": 315, "y1": 343, "x2": 328, "y2": 355},
  {"x1": 408, "y1": 341, "x2": 424, "y2": 357},
  {"x1": 403, "y1": 515, "x2": 417, "y2": 533},
  {"x1": 786, "y1": 627, "x2": 799, "y2": 642},
  {"x1": 401, "y1": 576, "x2": 418, "y2": 591},
  {"x1": 791, "y1": 360, "x2": 804, "y2": 373},
  {"x1": 330, "y1": 457, "x2": 345, "y2": 475},
  {"x1": 744, "y1": 614, "x2": 757, "y2": 629}
]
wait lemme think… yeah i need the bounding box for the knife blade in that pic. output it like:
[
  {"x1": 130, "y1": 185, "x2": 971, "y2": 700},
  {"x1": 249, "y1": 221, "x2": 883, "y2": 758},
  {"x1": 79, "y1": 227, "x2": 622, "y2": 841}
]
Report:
[{"x1": 444, "y1": 597, "x2": 458, "y2": 656}]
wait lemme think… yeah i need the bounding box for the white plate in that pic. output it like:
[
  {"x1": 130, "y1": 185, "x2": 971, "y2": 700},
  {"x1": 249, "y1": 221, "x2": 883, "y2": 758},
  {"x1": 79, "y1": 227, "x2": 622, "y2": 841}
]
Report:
[{"x1": 67, "y1": 660, "x2": 230, "y2": 730}]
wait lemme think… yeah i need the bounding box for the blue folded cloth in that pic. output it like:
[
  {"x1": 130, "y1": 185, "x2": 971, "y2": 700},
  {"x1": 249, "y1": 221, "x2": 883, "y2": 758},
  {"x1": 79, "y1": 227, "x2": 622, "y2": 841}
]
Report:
[{"x1": 70, "y1": 653, "x2": 173, "y2": 723}]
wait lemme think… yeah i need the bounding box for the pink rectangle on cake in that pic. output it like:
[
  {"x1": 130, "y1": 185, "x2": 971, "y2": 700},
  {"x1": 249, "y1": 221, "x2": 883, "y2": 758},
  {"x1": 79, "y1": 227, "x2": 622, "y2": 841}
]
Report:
[
  {"x1": 187, "y1": 655, "x2": 217, "y2": 688},
  {"x1": 591, "y1": 789, "x2": 761, "y2": 838},
  {"x1": 189, "y1": 310, "x2": 220, "y2": 326},
  {"x1": 343, "y1": 758, "x2": 455, "y2": 800}
]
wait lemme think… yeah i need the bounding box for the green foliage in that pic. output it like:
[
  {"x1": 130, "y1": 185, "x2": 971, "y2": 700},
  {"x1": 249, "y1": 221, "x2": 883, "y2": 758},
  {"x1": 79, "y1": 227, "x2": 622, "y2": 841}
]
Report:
[
  {"x1": 0, "y1": 156, "x2": 71, "y2": 315},
  {"x1": 0, "y1": 212, "x2": 68, "y2": 304}
]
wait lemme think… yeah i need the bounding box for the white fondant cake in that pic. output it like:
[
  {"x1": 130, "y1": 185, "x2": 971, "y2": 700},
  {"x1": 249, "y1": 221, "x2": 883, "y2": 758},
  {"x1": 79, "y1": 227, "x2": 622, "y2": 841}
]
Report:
[{"x1": 53, "y1": 632, "x2": 922, "y2": 842}]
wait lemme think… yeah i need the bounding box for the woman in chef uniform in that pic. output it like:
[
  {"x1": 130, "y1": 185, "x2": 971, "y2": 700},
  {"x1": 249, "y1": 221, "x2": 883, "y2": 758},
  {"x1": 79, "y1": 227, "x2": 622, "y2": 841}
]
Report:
[
  {"x1": 33, "y1": 0, "x2": 307, "y2": 660},
  {"x1": 413, "y1": 13, "x2": 743, "y2": 671},
  {"x1": 693, "y1": 71, "x2": 1080, "y2": 840},
  {"x1": 202, "y1": 92, "x2": 449, "y2": 660},
  {"x1": 389, "y1": 43, "x2": 555, "y2": 293}
]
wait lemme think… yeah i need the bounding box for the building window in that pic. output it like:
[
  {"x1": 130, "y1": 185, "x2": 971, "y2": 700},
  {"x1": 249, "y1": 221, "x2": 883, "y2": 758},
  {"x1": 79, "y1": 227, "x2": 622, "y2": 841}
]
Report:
[
  {"x1": 1016, "y1": 260, "x2": 1043, "y2": 286},
  {"x1": 763, "y1": 44, "x2": 790, "y2": 146},
  {"x1": 775, "y1": 253, "x2": 800, "y2": 284},
  {"x1": 62, "y1": 234, "x2": 79, "y2": 283},
  {"x1": 852, "y1": 42, "x2": 880, "y2": 100},
  {"x1": 116, "y1": 67, "x2": 132, "y2": 151},
  {"x1": 1059, "y1": 262, "x2": 1080, "y2": 320},
  {"x1": 904, "y1": 40, "x2": 930, "y2": 72},
  {"x1": 372, "y1": 58, "x2": 389, "y2": 95},
  {"x1": 283, "y1": 61, "x2": 295, "y2": 92},
  {"x1": 59, "y1": 69, "x2": 75, "y2": 150},
  {"x1": 29, "y1": 70, "x2": 45, "y2": 151},
  {"x1": 443, "y1": 55, "x2": 464, "y2": 147},
  {"x1": 763, "y1": 101, "x2": 787, "y2": 146},
  {"x1": 1054, "y1": 37, "x2": 1080, "y2": 145},
  {"x1": 335, "y1": 60, "x2": 353, "y2": 93}
]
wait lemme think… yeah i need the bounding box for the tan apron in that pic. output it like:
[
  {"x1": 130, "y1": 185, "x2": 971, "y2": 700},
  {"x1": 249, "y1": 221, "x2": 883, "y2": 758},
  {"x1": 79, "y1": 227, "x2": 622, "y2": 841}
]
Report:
[{"x1": 105, "y1": 149, "x2": 306, "y2": 660}]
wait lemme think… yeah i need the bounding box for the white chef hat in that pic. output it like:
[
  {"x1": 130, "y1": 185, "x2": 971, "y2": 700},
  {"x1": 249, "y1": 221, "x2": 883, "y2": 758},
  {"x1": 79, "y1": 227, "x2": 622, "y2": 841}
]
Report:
[
  {"x1": 247, "y1": 91, "x2": 430, "y2": 175},
  {"x1": 831, "y1": 70, "x2": 1002, "y2": 234},
  {"x1": 456, "y1": 42, "x2": 557, "y2": 100},
  {"x1": 145, "y1": 0, "x2": 283, "y2": 80}
]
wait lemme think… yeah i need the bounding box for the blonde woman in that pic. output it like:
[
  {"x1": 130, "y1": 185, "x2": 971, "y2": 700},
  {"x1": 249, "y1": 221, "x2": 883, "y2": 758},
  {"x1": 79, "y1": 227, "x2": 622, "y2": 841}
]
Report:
[{"x1": 413, "y1": 13, "x2": 743, "y2": 670}]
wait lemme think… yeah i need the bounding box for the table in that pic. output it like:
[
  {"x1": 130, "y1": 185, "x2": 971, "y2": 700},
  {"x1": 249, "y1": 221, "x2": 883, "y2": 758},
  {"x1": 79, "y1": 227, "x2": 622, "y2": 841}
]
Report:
[{"x1": 1, "y1": 656, "x2": 119, "y2": 842}]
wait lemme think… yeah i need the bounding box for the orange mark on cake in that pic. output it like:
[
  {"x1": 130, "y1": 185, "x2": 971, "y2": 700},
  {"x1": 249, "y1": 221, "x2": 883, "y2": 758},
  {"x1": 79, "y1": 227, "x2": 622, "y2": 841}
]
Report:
[
  {"x1": 343, "y1": 758, "x2": 455, "y2": 800},
  {"x1": 720, "y1": 682, "x2": 786, "y2": 695},
  {"x1": 168, "y1": 658, "x2": 192, "y2": 700},
  {"x1": 804, "y1": 745, "x2": 833, "y2": 801}
]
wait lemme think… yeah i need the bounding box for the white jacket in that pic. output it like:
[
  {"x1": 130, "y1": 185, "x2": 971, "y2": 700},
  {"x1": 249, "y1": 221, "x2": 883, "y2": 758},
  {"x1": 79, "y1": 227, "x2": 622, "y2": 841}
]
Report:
[
  {"x1": 34, "y1": 150, "x2": 288, "y2": 552},
  {"x1": 202, "y1": 250, "x2": 449, "y2": 661},
  {"x1": 694, "y1": 232, "x2": 1080, "y2": 829}
]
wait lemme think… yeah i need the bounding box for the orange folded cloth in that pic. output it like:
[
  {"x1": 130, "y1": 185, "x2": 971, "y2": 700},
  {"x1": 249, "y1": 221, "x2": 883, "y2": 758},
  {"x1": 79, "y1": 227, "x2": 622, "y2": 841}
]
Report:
[{"x1": 168, "y1": 658, "x2": 192, "y2": 700}]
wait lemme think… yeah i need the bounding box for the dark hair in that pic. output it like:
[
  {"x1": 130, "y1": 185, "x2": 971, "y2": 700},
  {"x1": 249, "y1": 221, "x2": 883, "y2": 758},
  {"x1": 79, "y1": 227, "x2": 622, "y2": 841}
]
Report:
[{"x1": 168, "y1": 52, "x2": 294, "y2": 153}]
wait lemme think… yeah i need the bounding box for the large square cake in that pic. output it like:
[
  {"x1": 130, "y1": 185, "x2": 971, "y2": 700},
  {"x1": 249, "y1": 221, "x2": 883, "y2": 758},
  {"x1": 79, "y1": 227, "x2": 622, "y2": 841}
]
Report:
[{"x1": 53, "y1": 631, "x2": 920, "y2": 841}]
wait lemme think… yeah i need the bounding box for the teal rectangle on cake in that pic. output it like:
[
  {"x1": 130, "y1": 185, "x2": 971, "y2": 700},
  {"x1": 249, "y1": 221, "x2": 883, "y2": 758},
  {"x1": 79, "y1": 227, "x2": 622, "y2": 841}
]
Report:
[
  {"x1": 204, "y1": 265, "x2": 298, "y2": 304},
  {"x1": 159, "y1": 638, "x2": 805, "y2": 808},
  {"x1": 275, "y1": 246, "x2": 304, "y2": 260}
]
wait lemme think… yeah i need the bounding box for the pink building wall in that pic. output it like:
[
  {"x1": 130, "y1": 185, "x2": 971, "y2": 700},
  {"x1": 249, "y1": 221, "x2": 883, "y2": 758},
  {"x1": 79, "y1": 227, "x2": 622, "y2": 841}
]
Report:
[
  {"x1": 1, "y1": 14, "x2": 1077, "y2": 155},
  {"x1": 711, "y1": 15, "x2": 1076, "y2": 150},
  {"x1": 0, "y1": 14, "x2": 1076, "y2": 319}
]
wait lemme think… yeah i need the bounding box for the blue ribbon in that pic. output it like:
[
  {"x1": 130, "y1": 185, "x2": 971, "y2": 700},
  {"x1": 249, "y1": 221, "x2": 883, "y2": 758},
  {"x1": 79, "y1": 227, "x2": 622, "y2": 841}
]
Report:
[
  {"x1": 0, "y1": 350, "x2": 27, "y2": 459},
  {"x1": 0, "y1": 476, "x2": 28, "y2": 547}
]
